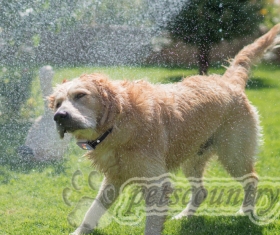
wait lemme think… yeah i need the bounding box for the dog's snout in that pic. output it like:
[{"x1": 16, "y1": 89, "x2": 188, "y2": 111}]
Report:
[{"x1": 54, "y1": 111, "x2": 69, "y2": 122}]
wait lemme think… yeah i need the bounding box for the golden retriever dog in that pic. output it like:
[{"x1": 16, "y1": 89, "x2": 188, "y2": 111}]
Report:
[{"x1": 48, "y1": 24, "x2": 280, "y2": 235}]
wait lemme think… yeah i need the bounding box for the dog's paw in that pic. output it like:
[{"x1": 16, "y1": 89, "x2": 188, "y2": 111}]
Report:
[
  {"x1": 67, "y1": 196, "x2": 94, "y2": 228},
  {"x1": 172, "y1": 211, "x2": 194, "y2": 220},
  {"x1": 70, "y1": 225, "x2": 93, "y2": 235},
  {"x1": 236, "y1": 208, "x2": 246, "y2": 216},
  {"x1": 236, "y1": 207, "x2": 255, "y2": 217},
  {"x1": 172, "y1": 213, "x2": 185, "y2": 220},
  {"x1": 172, "y1": 203, "x2": 198, "y2": 220}
]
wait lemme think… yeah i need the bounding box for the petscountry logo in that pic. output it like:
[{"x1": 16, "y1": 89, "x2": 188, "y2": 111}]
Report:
[{"x1": 64, "y1": 172, "x2": 280, "y2": 227}]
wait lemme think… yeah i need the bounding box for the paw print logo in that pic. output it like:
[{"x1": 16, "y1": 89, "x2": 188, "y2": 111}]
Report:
[{"x1": 62, "y1": 170, "x2": 113, "y2": 229}]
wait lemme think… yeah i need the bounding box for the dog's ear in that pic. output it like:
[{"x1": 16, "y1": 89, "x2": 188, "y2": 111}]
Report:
[
  {"x1": 99, "y1": 85, "x2": 123, "y2": 126},
  {"x1": 47, "y1": 79, "x2": 68, "y2": 110},
  {"x1": 95, "y1": 77, "x2": 123, "y2": 126},
  {"x1": 82, "y1": 74, "x2": 123, "y2": 127},
  {"x1": 47, "y1": 95, "x2": 55, "y2": 110}
]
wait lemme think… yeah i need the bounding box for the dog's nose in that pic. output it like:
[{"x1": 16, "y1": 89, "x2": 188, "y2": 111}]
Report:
[{"x1": 54, "y1": 111, "x2": 69, "y2": 122}]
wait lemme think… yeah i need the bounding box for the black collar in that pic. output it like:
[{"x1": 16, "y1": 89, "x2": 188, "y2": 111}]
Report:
[{"x1": 76, "y1": 127, "x2": 113, "y2": 150}]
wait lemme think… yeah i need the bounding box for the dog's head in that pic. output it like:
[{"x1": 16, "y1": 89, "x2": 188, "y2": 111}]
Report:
[{"x1": 48, "y1": 73, "x2": 122, "y2": 140}]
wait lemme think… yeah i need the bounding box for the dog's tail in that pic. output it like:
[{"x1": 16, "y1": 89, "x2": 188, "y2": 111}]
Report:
[{"x1": 223, "y1": 23, "x2": 280, "y2": 88}]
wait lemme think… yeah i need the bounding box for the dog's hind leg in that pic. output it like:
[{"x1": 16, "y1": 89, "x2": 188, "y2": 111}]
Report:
[
  {"x1": 218, "y1": 148, "x2": 258, "y2": 215},
  {"x1": 216, "y1": 110, "x2": 260, "y2": 215},
  {"x1": 173, "y1": 147, "x2": 214, "y2": 219}
]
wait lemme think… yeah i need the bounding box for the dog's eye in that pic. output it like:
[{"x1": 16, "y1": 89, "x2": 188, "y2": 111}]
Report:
[
  {"x1": 75, "y1": 93, "x2": 86, "y2": 100},
  {"x1": 56, "y1": 102, "x2": 61, "y2": 109}
]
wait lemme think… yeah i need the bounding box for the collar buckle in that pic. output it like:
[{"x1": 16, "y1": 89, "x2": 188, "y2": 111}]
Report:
[{"x1": 76, "y1": 127, "x2": 113, "y2": 150}]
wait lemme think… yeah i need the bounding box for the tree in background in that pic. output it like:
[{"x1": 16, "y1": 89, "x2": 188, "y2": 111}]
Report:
[{"x1": 165, "y1": 0, "x2": 265, "y2": 75}]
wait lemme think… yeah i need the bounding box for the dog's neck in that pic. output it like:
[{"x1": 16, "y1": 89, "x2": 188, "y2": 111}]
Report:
[{"x1": 76, "y1": 127, "x2": 113, "y2": 150}]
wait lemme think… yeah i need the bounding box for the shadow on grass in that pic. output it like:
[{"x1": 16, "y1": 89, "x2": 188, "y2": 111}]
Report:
[
  {"x1": 167, "y1": 216, "x2": 263, "y2": 235},
  {"x1": 161, "y1": 75, "x2": 184, "y2": 84},
  {"x1": 246, "y1": 77, "x2": 277, "y2": 90},
  {"x1": 69, "y1": 215, "x2": 269, "y2": 235},
  {"x1": 162, "y1": 75, "x2": 278, "y2": 90}
]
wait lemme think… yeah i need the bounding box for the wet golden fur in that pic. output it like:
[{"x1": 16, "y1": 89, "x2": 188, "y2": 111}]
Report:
[{"x1": 49, "y1": 24, "x2": 280, "y2": 235}]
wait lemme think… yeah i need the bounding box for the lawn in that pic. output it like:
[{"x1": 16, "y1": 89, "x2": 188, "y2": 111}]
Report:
[{"x1": 1, "y1": 64, "x2": 280, "y2": 235}]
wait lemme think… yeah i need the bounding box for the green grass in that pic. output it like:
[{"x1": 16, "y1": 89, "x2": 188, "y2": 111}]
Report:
[{"x1": 1, "y1": 64, "x2": 280, "y2": 235}]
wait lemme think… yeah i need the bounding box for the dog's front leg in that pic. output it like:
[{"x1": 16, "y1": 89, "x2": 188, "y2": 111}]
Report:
[
  {"x1": 71, "y1": 178, "x2": 119, "y2": 235},
  {"x1": 70, "y1": 199, "x2": 105, "y2": 235}
]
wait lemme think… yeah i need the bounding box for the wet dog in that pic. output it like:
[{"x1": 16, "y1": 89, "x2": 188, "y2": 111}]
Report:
[{"x1": 49, "y1": 24, "x2": 280, "y2": 235}]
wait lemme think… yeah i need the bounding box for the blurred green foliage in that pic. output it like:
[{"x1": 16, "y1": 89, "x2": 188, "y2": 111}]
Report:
[{"x1": 165, "y1": 0, "x2": 265, "y2": 74}]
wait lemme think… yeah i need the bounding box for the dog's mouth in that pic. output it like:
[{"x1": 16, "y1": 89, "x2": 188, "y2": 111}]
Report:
[
  {"x1": 54, "y1": 111, "x2": 96, "y2": 139},
  {"x1": 56, "y1": 122, "x2": 93, "y2": 139},
  {"x1": 54, "y1": 110, "x2": 83, "y2": 138},
  {"x1": 56, "y1": 123, "x2": 80, "y2": 138},
  {"x1": 56, "y1": 123, "x2": 68, "y2": 138}
]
